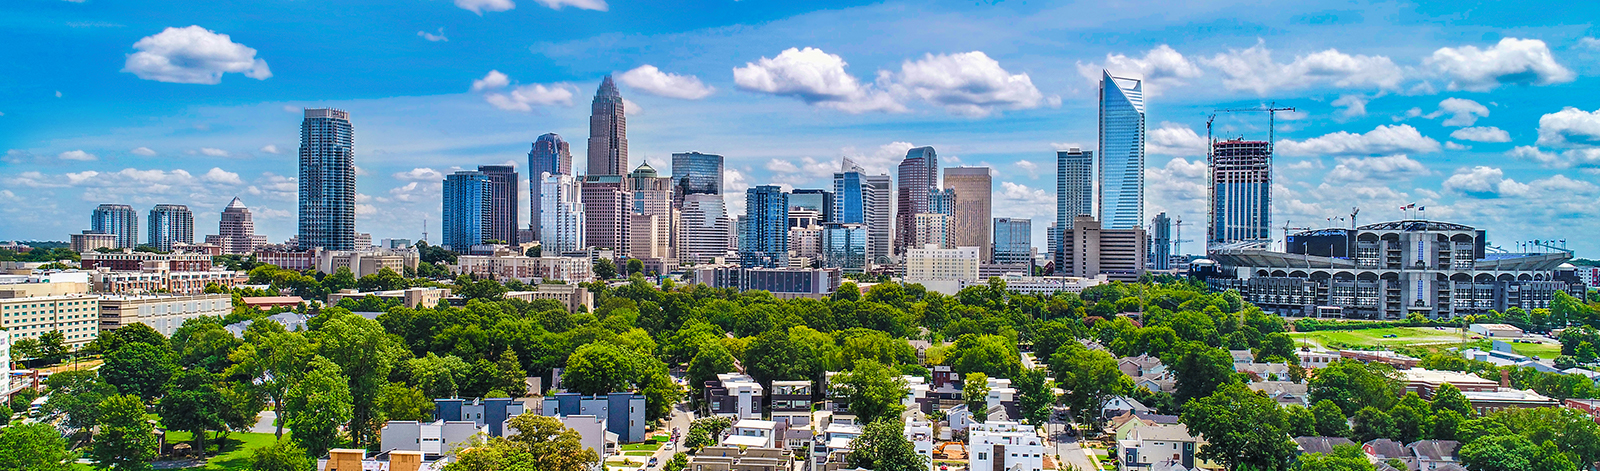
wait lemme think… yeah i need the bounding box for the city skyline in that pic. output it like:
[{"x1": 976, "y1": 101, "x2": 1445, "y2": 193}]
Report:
[{"x1": 5, "y1": 1, "x2": 1600, "y2": 256}]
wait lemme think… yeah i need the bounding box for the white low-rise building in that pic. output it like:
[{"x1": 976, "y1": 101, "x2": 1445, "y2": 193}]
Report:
[
  {"x1": 453, "y1": 255, "x2": 594, "y2": 284},
  {"x1": 969, "y1": 421, "x2": 1046, "y2": 471},
  {"x1": 99, "y1": 293, "x2": 232, "y2": 336}
]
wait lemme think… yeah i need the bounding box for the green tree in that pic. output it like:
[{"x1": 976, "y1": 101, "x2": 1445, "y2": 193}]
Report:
[
  {"x1": 378, "y1": 383, "x2": 435, "y2": 422},
  {"x1": 1169, "y1": 341, "x2": 1237, "y2": 404},
  {"x1": 172, "y1": 320, "x2": 241, "y2": 373},
  {"x1": 963, "y1": 372, "x2": 991, "y2": 423},
  {"x1": 285, "y1": 356, "x2": 354, "y2": 456},
  {"x1": 1387, "y1": 393, "x2": 1430, "y2": 443},
  {"x1": 37, "y1": 330, "x2": 68, "y2": 364},
  {"x1": 0, "y1": 422, "x2": 76, "y2": 471},
  {"x1": 445, "y1": 415, "x2": 600, "y2": 471},
  {"x1": 1256, "y1": 332, "x2": 1298, "y2": 364},
  {"x1": 1311, "y1": 399, "x2": 1351, "y2": 437},
  {"x1": 1293, "y1": 444, "x2": 1374, "y2": 471},
  {"x1": 1284, "y1": 405, "x2": 1316, "y2": 438},
  {"x1": 1428, "y1": 409, "x2": 1464, "y2": 440},
  {"x1": 1429, "y1": 383, "x2": 1473, "y2": 416},
  {"x1": 834, "y1": 360, "x2": 910, "y2": 424},
  {"x1": 1049, "y1": 342, "x2": 1133, "y2": 427},
  {"x1": 594, "y1": 259, "x2": 617, "y2": 280},
  {"x1": 324, "y1": 266, "x2": 358, "y2": 293},
  {"x1": 227, "y1": 325, "x2": 312, "y2": 438},
  {"x1": 1350, "y1": 407, "x2": 1395, "y2": 442},
  {"x1": 845, "y1": 419, "x2": 930, "y2": 471},
  {"x1": 91, "y1": 394, "x2": 158, "y2": 471},
  {"x1": 626, "y1": 258, "x2": 645, "y2": 276},
  {"x1": 357, "y1": 267, "x2": 407, "y2": 292},
  {"x1": 687, "y1": 342, "x2": 738, "y2": 392},
  {"x1": 1308, "y1": 359, "x2": 1401, "y2": 414},
  {"x1": 43, "y1": 369, "x2": 116, "y2": 429},
  {"x1": 1459, "y1": 435, "x2": 1575, "y2": 471},
  {"x1": 407, "y1": 353, "x2": 470, "y2": 398},
  {"x1": 248, "y1": 437, "x2": 316, "y2": 471},
  {"x1": 1181, "y1": 382, "x2": 1297, "y2": 471},
  {"x1": 315, "y1": 311, "x2": 403, "y2": 448},
  {"x1": 158, "y1": 370, "x2": 227, "y2": 455},
  {"x1": 101, "y1": 341, "x2": 176, "y2": 400},
  {"x1": 525, "y1": 246, "x2": 542, "y2": 257},
  {"x1": 1013, "y1": 367, "x2": 1055, "y2": 426},
  {"x1": 744, "y1": 327, "x2": 836, "y2": 387},
  {"x1": 684, "y1": 417, "x2": 733, "y2": 451},
  {"x1": 944, "y1": 334, "x2": 1022, "y2": 378},
  {"x1": 564, "y1": 342, "x2": 638, "y2": 395}
]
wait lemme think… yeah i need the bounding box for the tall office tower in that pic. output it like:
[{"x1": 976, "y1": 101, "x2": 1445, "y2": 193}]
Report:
[
  {"x1": 992, "y1": 217, "x2": 1032, "y2": 266},
  {"x1": 146, "y1": 204, "x2": 193, "y2": 252},
  {"x1": 478, "y1": 165, "x2": 519, "y2": 244},
  {"x1": 1098, "y1": 70, "x2": 1146, "y2": 230},
  {"x1": 91, "y1": 204, "x2": 140, "y2": 249},
  {"x1": 1150, "y1": 212, "x2": 1172, "y2": 270},
  {"x1": 741, "y1": 185, "x2": 788, "y2": 268},
  {"x1": 678, "y1": 194, "x2": 731, "y2": 264},
  {"x1": 864, "y1": 174, "x2": 892, "y2": 263},
  {"x1": 1046, "y1": 222, "x2": 1060, "y2": 266},
  {"x1": 206, "y1": 197, "x2": 268, "y2": 255},
  {"x1": 1057, "y1": 215, "x2": 1147, "y2": 282},
  {"x1": 587, "y1": 75, "x2": 628, "y2": 176},
  {"x1": 943, "y1": 167, "x2": 993, "y2": 262},
  {"x1": 789, "y1": 189, "x2": 834, "y2": 223},
  {"x1": 539, "y1": 173, "x2": 585, "y2": 254},
  {"x1": 1056, "y1": 147, "x2": 1094, "y2": 270},
  {"x1": 894, "y1": 146, "x2": 939, "y2": 255},
  {"x1": 671, "y1": 151, "x2": 723, "y2": 208},
  {"x1": 912, "y1": 213, "x2": 953, "y2": 249},
  {"x1": 442, "y1": 171, "x2": 491, "y2": 250},
  {"x1": 1209, "y1": 139, "x2": 1271, "y2": 245},
  {"x1": 821, "y1": 223, "x2": 868, "y2": 271},
  {"x1": 298, "y1": 108, "x2": 356, "y2": 251},
  {"x1": 529, "y1": 133, "x2": 574, "y2": 236},
  {"x1": 629, "y1": 162, "x2": 675, "y2": 260},
  {"x1": 581, "y1": 175, "x2": 632, "y2": 254}
]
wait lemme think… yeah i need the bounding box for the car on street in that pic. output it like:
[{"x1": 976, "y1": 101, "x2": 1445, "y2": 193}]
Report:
[{"x1": 649, "y1": 457, "x2": 659, "y2": 467}]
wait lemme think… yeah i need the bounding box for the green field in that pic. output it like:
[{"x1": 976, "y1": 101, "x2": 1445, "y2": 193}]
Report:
[
  {"x1": 71, "y1": 432, "x2": 277, "y2": 470},
  {"x1": 1466, "y1": 339, "x2": 1564, "y2": 359},
  {"x1": 1289, "y1": 327, "x2": 1471, "y2": 349}
]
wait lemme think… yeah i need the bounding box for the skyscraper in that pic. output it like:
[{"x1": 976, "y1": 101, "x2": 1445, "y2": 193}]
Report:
[
  {"x1": 895, "y1": 146, "x2": 939, "y2": 255},
  {"x1": 298, "y1": 108, "x2": 356, "y2": 251},
  {"x1": 91, "y1": 203, "x2": 140, "y2": 249},
  {"x1": 821, "y1": 223, "x2": 868, "y2": 272},
  {"x1": 1099, "y1": 71, "x2": 1146, "y2": 230},
  {"x1": 539, "y1": 173, "x2": 585, "y2": 254},
  {"x1": 587, "y1": 75, "x2": 628, "y2": 176},
  {"x1": 146, "y1": 204, "x2": 193, "y2": 252},
  {"x1": 529, "y1": 133, "x2": 573, "y2": 236},
  {"x1": 833, "y1": 158, "x2": 892, "y2": 265},
  {"x1": 993, "y1": 217, "x2": 1032, "y2": 266},
  {"x1": 1209, "y1": 139, "x2": 1271, "y2": 245},
  {"x1": 741, "y1": 185, "x2": 788, "y2": 268},
  {"x1": 1056, "y1": 147, "x2": 1094, "y2": 267},
  {"x1": 581, "y1": 175, "x2": 632, "y2": 254},
  {"x1": 442, "y1": 171, "x2": 491, "y2": 250},
  {"x1": 1150, "y1": 212, "x2": 1172, "y2": 270},
  {"x1": 205, "y1": 197, "x2": 268, "y2": 255},
  {"x1": 679, "y1": 193, "x2": 731, "y2": 265},
  {"x1": 790, "y1": 189, "x2": 834, "y2": 223},
  {"x1": 671, "y1": 151, "x2": 723, "y2": 208},
  {"x1": 944, "y1": 167, "x2": 992, "y2": 262},
  {"x1": 629, "y1": 162, "x2": 675, "y2": 261},
  {"x1": 478, "y1": 165, "x2": 519, "y2": 244}
]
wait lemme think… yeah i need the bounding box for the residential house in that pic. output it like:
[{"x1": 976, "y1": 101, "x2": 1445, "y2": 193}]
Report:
[
  {"x1": 1101, "y1": 396, "x2": 1154, "y2": 419},
  {"x1": 1406, "y1": 440, "x2": 1461, "y2": 471},
  {"x1": 1119, "y1": 424, "x2": 1199, "y2": 471},
  {"x1": 705, "y1": 373, "x2": 765, "y2": 420},
  {"x1": 968, "y1": 422, "x2": 1046, "y2": 471},
  {"x1": 540, "y1": 392, "x2": 647, "y2": 443},
  {"x1": 1249, "y1": 381, "x2": 1310, "y2": 407},
  {"x1": 769, "y1": 380, "x2": 814, "y2": 451},
  {"x1": 1292, "y1": 436, "x2": 1354, "y2": 456},
  {"x1": 1109, "y1": 411, "x2": 1181, "y2": 441},
  {"x1": 688, "y1": 446, "x2": 791, "y2": 471}
]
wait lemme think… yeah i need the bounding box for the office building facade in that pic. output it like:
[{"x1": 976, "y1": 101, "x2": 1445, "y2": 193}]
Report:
[
  {"x1": 92, "y1": 203, "x2": 140, "y2": 249},
  {"x1": 539, "y1": 173, "x2": 585, "y2": 254},
  {"x1": 478, "y1": 165, "x2": 519, "y2": 244},
  {"x1": 581, "y1": 175, "x2": 632, "y2": 255},
  {"x1": 821, "y1": 223, "x2": 869, "y2": 272},
  {"x1": 146, "y1": 204, "x2": 193, "y2": 252},
  {"x1": 833, "y1": 159, "x2": 892, "y2": 265},
  {"x1": 944, "y1": 167, "x2": 993, "y2": 262},
  {"x1": 528, "y1": 133, "x2": 574, "y2": 236},
  {"x1": 1057, "y1": 215, "x2": 1146, "y2": 281},
  {"x1": 443, "y1": 171, "x2": 492, "y2": 250},
  {"x1": 1150, "y1": 212, "x2": 1173, "y2": 271},
  {"x1": 672, "y1": 151, "x2": 723, "y2": 208},
  {"x1": 790, "y1": 189, "x2": 834, "y2": 223},
  {"x1": 1056, "y1": 147, "x2": 1095, "y2": 267},
  {"x1": 1209, "y1": 139, "x2": 1271, "y2": 245},
  {"x1": 298, "y1": 108, "x2": 357, "y2": 251},
  {"x1": 629, "y1": 162, "x2": 676, "y2": 262},
  {"x1": 913, "y1": 213, "x2": 953, "y2": 249},
  {"x1": 895, "y1": 146, "x2": 939, "y2": 255},
  {"x1": 679, "y1": 193, "x2": 733, "y2": 265},
  {"x1": 1099, "y1": 71, "x2": 1145, "y2": 230},
  {"x1": 741, "y1": 185, "x2": 788, "y2": 268},
  {"x1": 587, "y1": 75, "x2": 628, "y2": 176},
  {"x1": 993, "y1": 218, "x2": 1032, "y2": 266},
  {"x1": 205, "y1": 197, "x2": 268, "y2": 255}
]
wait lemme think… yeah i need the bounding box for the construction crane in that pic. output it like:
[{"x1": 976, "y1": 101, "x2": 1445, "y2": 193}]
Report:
[
  {"x1": 1281, "y1": 220, "x2": 1311, "y2": 252},
  {"x1": 1172, "y1": 216, "x2": 1194, "y2": 257},
  {"x1": 1206, "y1": 103, "x2": 1297, "y2": 249}
]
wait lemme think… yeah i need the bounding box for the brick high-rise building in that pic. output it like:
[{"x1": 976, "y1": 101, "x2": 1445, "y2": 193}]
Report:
[{"x1": 205, "y1": 197, "x2": 268, "y2": 255}]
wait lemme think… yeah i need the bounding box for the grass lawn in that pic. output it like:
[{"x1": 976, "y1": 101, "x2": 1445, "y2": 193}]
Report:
[
  {"x1": 624, "y1": 451, "x2": 655, "y2": 456},
  {"x1": 1465, "y1": 339, "x2": 1564, "y2": 359},
  {"x1": 621, "y1": 442, "x2": 663, "y2": 451},
  {"x1": 156, "y1": 431, "x2": 279, "y2": 470},
  {"x1": 1290, "y1": 327, "x2": 1470, "y2": 349}
]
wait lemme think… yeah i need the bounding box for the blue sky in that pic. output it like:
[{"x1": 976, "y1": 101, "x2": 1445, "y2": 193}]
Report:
[{"x1": 4, "y1": 0, "x2": 1600, "y2": 256}]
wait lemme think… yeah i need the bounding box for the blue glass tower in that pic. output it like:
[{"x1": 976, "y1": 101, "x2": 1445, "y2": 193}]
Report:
[
  {"x1": 741, "y1": 185, "x2": 788, "y2": 268},
  {"x1": 1099, "y1": 70, "x2": 1145, "y2": 230},
  {"x1": 443, "y1": 170, "x2": 491, "y2": 250},
  {"x1": 529, "y1": 133, "x2": 572, "y2": 235},
  {"x1": 992, "y1": 217, "x2": 1032, "y2": 266},
  {"x1": 297, "y1": 108, "x2": 356, "y2": 251},
  {"x1": 671, "y1": 151, "x2": 723, "y2": 208}
]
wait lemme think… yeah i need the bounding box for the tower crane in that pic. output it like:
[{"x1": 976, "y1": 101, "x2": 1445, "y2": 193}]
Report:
[
  {"x1": 1206, "y1": 103, "x2": 1297, "y2": 248},
  {"x1": 1172, "y1": 216, "x2": 1194, "y2": 256}
]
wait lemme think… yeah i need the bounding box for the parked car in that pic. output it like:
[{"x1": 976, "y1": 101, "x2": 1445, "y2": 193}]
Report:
[{"x1": 649, "y1": 457, "x2": 659, "y2": 467}]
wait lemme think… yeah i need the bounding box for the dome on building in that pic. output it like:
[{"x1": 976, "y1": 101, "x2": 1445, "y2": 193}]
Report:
[{"x1": 630, "y1": 161, "x2": 658, "y2": 178}]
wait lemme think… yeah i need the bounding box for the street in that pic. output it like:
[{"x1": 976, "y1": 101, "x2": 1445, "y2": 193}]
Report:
[{"x1": 1047, "y1": 407, "x2": 1102, "y2": 471}]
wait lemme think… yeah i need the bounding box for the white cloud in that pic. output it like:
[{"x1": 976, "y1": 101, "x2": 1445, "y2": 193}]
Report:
[
  {"x1": 1508, "y1": 145, "x2": 1600, "y2": 169},
  {"x1": 1331, "y1": 94, "x2": 1369, "y2": 118},
  {"x1": 282, "y1": 105, "x2": 299, "y2": 113},
  {"x1": 1325, "y1": 154, "x2": 1429, "y2": 182},
  {"x1": 1201, "y1": 40, "x2": 1403, "y2": 94},
  {"x1": 1014, "y1": 160, "x2": 1038, "y2": 172},
  {"x1": 733, "y1": 47, "x2": 904, "y2": 114},
  {"x1": 259, "y1": 144, "x2": 280, "y2": 154},
  {"x1": 1148, "y1": 122, "x2": 1208, "y2": 156},
  {"x1": 394, "y1": 168, "x2": 446, "y2": 181},
  {"x1": 1424, "y1": 38, "x2": 1574, "y2": 91},
  {"x1": 1450, "y1": 126, "x2": 1510, "y2": 143},
  {"x1": 471, "y1": 70, "x2": 511, "y2": 92},
  {"x1": 838, "y1": 142, "x2": 916, "y2": 175},
  {"x1": 454, "y1": 0, "x2": 515, "y2": 14},
  {"x1": 130, "y1": 147, "x2": 156, "y2": 156},
  {"x1": 618, "y1": 65, "x2": 714, "y2": 100},
  {"x1": 1582, "y1": 37, "x2": 1600, "y2": 50},
  {"x1": 1445, "y1": 142, "x2": 1471, "y2": 150},
  {"x1": 470, "y1": 70, "x2": 574, "y2": 112},
  {"x1": 122, "y1": 26, "x2": 271, "y2": 84},
  {"x1": 198, "y1": 147, "x2": 230, "y2": 157},
  {"x1": 1535, "y1": 107, "x2": 1600, "y2": 147},
  {"x1": 1146, "y1": 157, "x2": 1209, "y2": 222},
  {"x1": 1436, "y1": 98, "x2": 1490, "y2": 126},
  {"x1": 55, "y1": 91, "x2": 62, "y2": 98},
  {"x1": 893, "y1": 51, "x2": 1048, "y2": 116},
  {"x1": 1277, "y1": 124, "x2": 1440, "y2": 156},
  {"x1": 1077, "y1": 45, "x2": 1203, "y2": 92},
  {"x1": 58, "y1": 150, "x2": 97, "y2": 161},
  {"x1": 201, "y1": 167, "x2": 243, "y2": 184},
  {"x1": 418, "y1": 28, "x2": 448, "y2": 42},
  {"x1": 531, "y1": 0, "x2": 607, "y2": 10},
  {"x1": 996, "y1": 182, "x2": 1055, "y2": 220}
]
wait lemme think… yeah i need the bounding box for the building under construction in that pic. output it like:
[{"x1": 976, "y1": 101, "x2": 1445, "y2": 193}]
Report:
[{"x1": 1209, "y1": 139, "x2": 1272, "y2": 246}]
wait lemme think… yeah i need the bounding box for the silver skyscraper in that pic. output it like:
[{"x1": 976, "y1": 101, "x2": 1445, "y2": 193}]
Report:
[
  {"x1": 1098, "y1": 70, "x2": 1145, "y2": 230},
  {"x1": 297, "y1": 108, "x2": 356, "y2": 251},
  {"x1": 587, "y1": 75, "x2": 628, "y2": 176}
]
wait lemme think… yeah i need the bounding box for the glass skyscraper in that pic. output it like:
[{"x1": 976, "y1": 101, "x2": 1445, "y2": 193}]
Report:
[
  {"x1": 1098, "y1": 70, "x2": 1145, "y2": 230},
  {"x1": 789, "y1": 189, "x2": 833, "y2": 223},
  {"x1": 741, "y1": 185, "x2": 788, "y2": 268},
  {"x1": 478, "y1": 165, "x2": 519, "y2": 244},
  {"x1": 298, "y1": 108, "x2": 356, "y2": 251},
  {"x1": 895, "y1": 146, "x2": 939, "y2": 255},
  {"x1": 539, "y1": 172, "x2": 585, "y2": 254},
  {"x1": 822, "y1": 223, "x2": 868, "y2": 272},
  {"x1": 442, "y1": 170, "x2": 491, "y2": 250},
  {"x1": 1150, "y1": 212, "x2": 1172, "y2": 270},
  {"x1": 91, "y1": 203, "x2": 140, "y2": 249},
  {"x1": 1056, "y1": 147, "x2": 1094, "y2": 265},
  {"x1": 671, "y1": 151, "x2": 723, "y2": 208},
  {"x1": 588, "y1": 75, "x2": 628, "y2": 176},
  {"x1": 529, "y1": 133, "x2": 573, "y2": 236},
  {"x1": 146, "y1": 204, "x2": 193, "y2": 252},
  {"x1": 833, "y1": 158, "x2": 891, "y2": 264},
  {"x1": 992, "y1": 217, "x2": 1032, "y2": 266}
]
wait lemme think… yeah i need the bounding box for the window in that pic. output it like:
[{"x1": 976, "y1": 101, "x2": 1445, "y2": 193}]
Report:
[{"x1": 977, "y1": 453, "x2": 986, "y2": 460}]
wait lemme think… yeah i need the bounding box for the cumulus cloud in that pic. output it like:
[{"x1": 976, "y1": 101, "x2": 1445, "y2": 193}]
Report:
[
  {"x1": 892, "y1": 51, "x2": 1049, "y2": 116},
  {"x1": 201, "y1": 167, "x2": 243, "y2": 184},
  {"x1": 1424, "y1": 38, "x2": 1574, "y2": 91},
  {"x1": 1149, "y1": 122, "x2": 1208, "y2": 156},
  {"x1": 469, "y1": 70, "x2": 574, "y2": 112},
  {"x1": 418, "y1": 28, "x2": 448, "y2": 42},
  {"x1": 1436, "y1": 98, "x2": 1490, "y2": 126},
  {"x1": 733, "y1": 47, "x2": 904, "y2": 114},
  {"x1": 1146, "y1": 157, "x2": 1209, "y2": 222},
  {"x1": 1277, "y1": 124, "x2": 1440, "y2": 156},
  {"x1": 531, "y1": 0, "x2": 607, "y2": 10},
  {"x1": 618, "y1": 65, "x2": 714, "y2": 100},
  {"x1": 130, "y1": 147, "x2": 157, "y2": 156},
  {"x1": 1202, "y1": 40, "x2": 1403, "y2": 94},
  {"x1": 1508, "y1": 145, "x2": 1600, "y2": 169},
  {"x1": 259, "y1": 145, "x2": 280, "y2": 154},
  {"x1": 1582, "y1": 37, "x2": 1600, "y2": 50},
  {"x1": 838, "y1": 141, "x2": 916, "y2": 175},
  {"x1": 995, "y1": 182, "x2": 1055, "y2": 220},
  {"x1": 1325, "y1": 155, "x2": 1430, "y2": 182},
  {"x1": 122, "y1": 26, "x2": 271, "y2": 84},
  {"x1": 59, "y1": 150, "x2": 97, "y2": 161},
  {"x1": 394, "y1": 168, "x2": 446, "y2": 181},
  {"x1": 453, "y1": 0, "x2": 515, "y2": 14},
  {"x1": 1535, "y1": 107, "x2": 1600, "y2": 147},
  {"x1": 1445, "y1": 142, "x2": 1471, "y2": 151},
  {"x1": 1077, "y1": 45, "x2": 1203, "y2": 92},
  {"x1": 1450, "y1": 126, "x2": 1510, "y2": 143},
  {"x1": 1014, "y1": 160, "x2": 1038, "y2": 172},
  {"x1": 1332, "y1": 94, "x2": 1370, "y2": 118}
]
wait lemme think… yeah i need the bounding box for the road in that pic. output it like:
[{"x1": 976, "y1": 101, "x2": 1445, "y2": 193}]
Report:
[{"x1": 1046, "y1": 407, "x2": 1101, "y2": 471}]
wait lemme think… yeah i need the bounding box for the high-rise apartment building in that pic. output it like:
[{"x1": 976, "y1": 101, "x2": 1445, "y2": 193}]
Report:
[
  {"x1": 298, "y1": 108, "x2": 357, "y2": 251},
  {"x1": 833, "y1": 158, "x2": 892, "y2": 265},
  {"x1": 1056, "y1": 147, "x2": 1094, "y2": 267},
  {"x1": 1150, "y1": 212, "x2": 1172, "y2": 271},
  {"x1": 539, "y1": 173, "x2": 585, "y2": 254},
  {"x1": 205, "y1": 197, "x2": 268, "y2": 255},
  {"x1": 992, "y1": 217, "x2": 1032, "y2": 266},
  {"x1": 678, "y1": 193, "x2": 732, "y2": 265},
  {"x1": 478, "y1": 165, "x2": 519, "y2": 244},
  {"x1": 581, "y1": 175, "x2": 632, "y2": 255},
  {"x1": 587, "y1": 75, "x2": 628, "y2": 176},
  {"x1": 91, "y1": 204, "x2": 140, "y2": 249},
  {"x1": 895, "y1": 146, "x2": 939, "y2": 255},
  {"x1": 1099, "y1": 71, "x2": 1146, "y2": 230},
  {"x1": 741, "y1": 185, "x2": 788, "y2": 268},
  {"x1": 913, "y1": 213, "x2": 953, "y2": 249},
  {"x1": 442, "y1": 171, "x2": 491, "y2": 250},
  {"x1": 1209, "y1": 139, "x2": 1271, "y2": 245},
  {"x1": 529, "y1": 133, "x2": 574, "y2": 236},
  {"x1": 671, "y1": 152, "x2": 723, "y2": 208},
  {"x1": 1057, "y1": 215, "x2": 1146, "y2": 282},
  {"x1": 146, "y1": 204, "x2": 193, "y2": 252},
  {"x1": 944, "y1": 167, "x2": 992, "y2": 262},
  {"x1": 790, "y1": 189, "x2": 834, "y2": 223}
]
